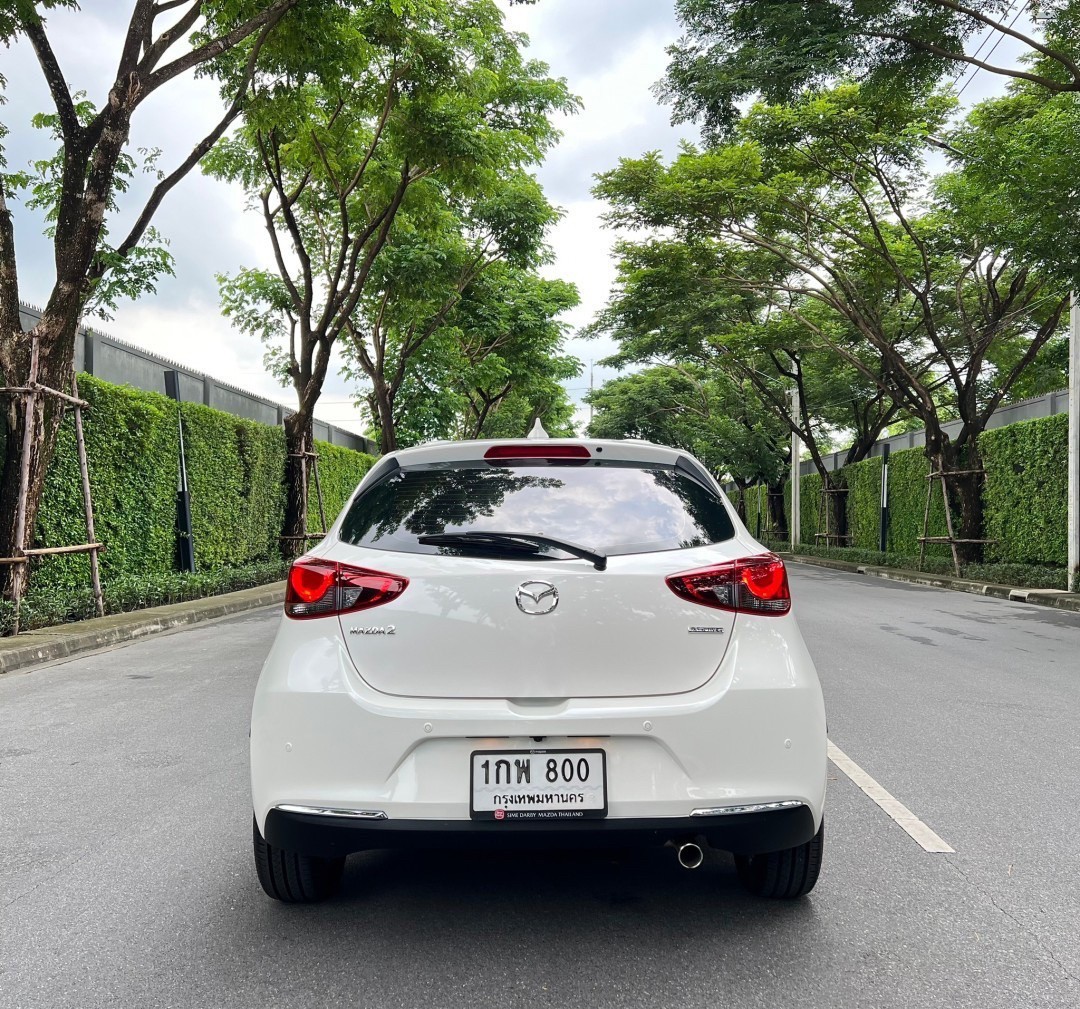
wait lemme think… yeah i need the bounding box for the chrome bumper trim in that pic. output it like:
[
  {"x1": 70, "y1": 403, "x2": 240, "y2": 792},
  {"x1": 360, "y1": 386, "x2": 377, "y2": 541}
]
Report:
[
  {"x1": 689, "y1": 801, "x2": 805, "y2": 818},
  {"x1": 276, "y1": 804, "x2": 388, "y2": 820}
]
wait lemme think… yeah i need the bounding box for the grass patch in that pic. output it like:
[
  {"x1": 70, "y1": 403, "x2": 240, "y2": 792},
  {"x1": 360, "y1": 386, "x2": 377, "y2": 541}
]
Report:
[
  {"x1": 776, "y1": 543, "x2": 1067, "y2": 590},
  {"x1": 0, "y1": 559, "x2": 287, "y2": 636}
]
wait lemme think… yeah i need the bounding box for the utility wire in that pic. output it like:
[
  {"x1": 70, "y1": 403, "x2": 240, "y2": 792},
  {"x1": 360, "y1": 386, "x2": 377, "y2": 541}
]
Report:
[
  {"x1": 954, "y1": 2, "x2": 1028, "y2": 100},
  {"x1": 946, "y1": 0, "x2": 1018, "y2": 92}
]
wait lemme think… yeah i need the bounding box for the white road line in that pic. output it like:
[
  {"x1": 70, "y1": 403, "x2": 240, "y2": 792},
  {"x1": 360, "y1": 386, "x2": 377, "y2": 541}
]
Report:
[{"x1": 827, "y1": 739, "x2": 955, "y2": 854}]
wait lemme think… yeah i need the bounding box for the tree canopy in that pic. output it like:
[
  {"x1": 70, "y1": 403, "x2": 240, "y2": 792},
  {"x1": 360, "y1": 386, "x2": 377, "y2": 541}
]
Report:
[
  {"x1": 592, "y1": 83, "x2": 1069, "y2": 556},
  {"x1": 662, "y1": 1, "x2": 1080, "y2": 140},
  {"x1": 208, "y1": 0, "x2": 576, "y2": 544},
  {"x1": 586, "y1": 364, "x2": 788, "y2": 490},
  {"x1": 0, "y1": 0, "x2": 326, "y2": 602}
]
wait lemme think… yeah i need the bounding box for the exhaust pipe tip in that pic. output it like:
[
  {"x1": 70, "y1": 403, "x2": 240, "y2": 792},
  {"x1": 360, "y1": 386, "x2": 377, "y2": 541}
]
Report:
[{"x1": 677, "y1": 842, "x2": 704, "y2": 870}]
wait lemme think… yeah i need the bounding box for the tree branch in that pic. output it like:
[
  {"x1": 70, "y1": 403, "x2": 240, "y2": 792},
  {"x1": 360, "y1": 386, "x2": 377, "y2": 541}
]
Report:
[
  {"x1": 326, "y1": 165, "x2": 414, "y2": 339},
  {"x1": 116, "y1": 1, "x2": 157, "y2": 81},
  {"x1": 926, "y1": 0, "x2": 1080, "y2": 80},
  {"x1": 872, "y1": 30, "x2": 1080, "y2": 92},
  {"x1": 137, "y1": 1, "x2": 205, "y2": 76},
  {"x1": 21, "y1": 14, "x2": 81, "y2": 143},
  {"x1": 977, "y1": 294, "x2": 1069, "y2": 429},
  {"x1": 89, "y1": 15, "x2": 276, "y2": 281},
  {"x1": 139, "y1": 0, "x2": 298, "y2": 101},
  {"x1": 263, "y1": 132, "x2": 315, "y2": 320},
  {"x1": 259, "y1": 185, "x2": 303, "y2": 314},
  {"x1": 0, "y1": 177, "x2": 21, "y2": 344}
]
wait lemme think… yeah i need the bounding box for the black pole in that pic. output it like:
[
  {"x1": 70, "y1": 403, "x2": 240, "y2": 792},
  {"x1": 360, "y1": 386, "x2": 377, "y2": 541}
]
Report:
[
  {"x1": 164, "y1": 371, "x2": 196, "y2": 573},
  {"x1": 879, "y1": 443, "x2": 890, "y2": 554}
]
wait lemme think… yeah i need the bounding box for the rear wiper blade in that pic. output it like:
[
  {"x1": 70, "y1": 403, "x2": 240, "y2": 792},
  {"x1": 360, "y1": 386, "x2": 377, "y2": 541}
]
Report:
[
  {"x1": 418, "y1": 532, "x2": 543, "y2": 557},
  {"x1": 418, "y1": 531, "x2": 607, "y2": 571}
]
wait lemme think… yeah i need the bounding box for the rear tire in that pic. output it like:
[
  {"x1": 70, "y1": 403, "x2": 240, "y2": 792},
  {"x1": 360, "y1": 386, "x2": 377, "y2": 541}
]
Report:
[
  {"x1": 734, "y1": 818, "x2": 824, "y2": 899},
  {"x1": 252, "y1": 815, "x2": 345, "y2": 903}
]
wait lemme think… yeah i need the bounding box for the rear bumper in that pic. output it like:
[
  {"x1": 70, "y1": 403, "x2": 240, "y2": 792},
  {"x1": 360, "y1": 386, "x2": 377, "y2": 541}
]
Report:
[
  {"x1": 251, "y1": 610, "x2": 828, "y2": 837},
  {"x1": 263, "y1": 803, "x2": 817, "y2": 858}
]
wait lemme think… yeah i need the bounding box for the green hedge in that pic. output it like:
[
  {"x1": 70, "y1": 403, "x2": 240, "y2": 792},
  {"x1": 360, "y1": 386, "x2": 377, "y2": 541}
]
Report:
[
  {"x1": 236, "y1": 421, "x2": 288, "y2": 564},
  {"x1": 36, "y1": 375, "x2": 177, "y2": 593},
  {"x1": 307, "y1": 440, "x2": 376, "y2": 532},
  {"x1": 744, "y1": 483, "x2": 769, "y2": 538},
  {"x1": 763, "y1": 412, "x2": 1067, "y2": 568},
  {"x1": 780, "y1": 469, "x2": 846, "y2": 547},
  {"x1": 800, "y1": 471, "x2": 823, "y2": 546},
  {"x1": 885, "y1": 448, "x2": 949, "y2": 557},
  {"x1": 775, "y1": 449, "x2": 950, "y2": 557},
  {"x1": 18, "y1": 373, "x2": 376, "y2": 623},
  {"x1": 178, "y1": 400, "x2": 249, "y2": 571},
  {"x1": 787, "y1": 544, "x2": 1066, "y2": 590},
  {"x1": 0, "y1": 559, "x2": 289, "y2": 636},
  {"x1": 844, "y1": 455, "x2": 882, "y2": 551},
  {"x1": 980, "y1": 414, "x2": 1067, "y2": 566}
]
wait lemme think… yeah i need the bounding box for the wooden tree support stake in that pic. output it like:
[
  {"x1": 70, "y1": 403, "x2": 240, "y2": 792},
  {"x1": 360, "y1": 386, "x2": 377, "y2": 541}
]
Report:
[
  {"x1": 813, "y1": 482, "x2": 851, "y2": 546},
  {"x1": 0, "y1": 339, "x2": 105, "y2": 634},
  {"x1": 72, "y1": 374, "x2": 104, "y2": 618},
  {"x1": 917, "y1": 466, "x2": 993, "y2": 577},
  {"x1": 23, "y1": 542, "x2": 105, "y2": 557},
  {"x1": 283, "y1": 428, "x2": 328, "y2": 553},
  {"x1": 312, "y1": 446, "x2": 328, "y2": 535}
]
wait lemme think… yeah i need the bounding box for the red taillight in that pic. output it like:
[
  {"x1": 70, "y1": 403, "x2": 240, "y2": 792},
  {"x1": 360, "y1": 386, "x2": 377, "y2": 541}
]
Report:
[
  {"x1": 666, "y1": 554, "x2": 791, "y2": 616},
  {"x1": 484, "y1": 444, "x2": 591, "y2": 462},
  {"x1": 285, "y1": 559, "x2": 408, "y2": 619}
]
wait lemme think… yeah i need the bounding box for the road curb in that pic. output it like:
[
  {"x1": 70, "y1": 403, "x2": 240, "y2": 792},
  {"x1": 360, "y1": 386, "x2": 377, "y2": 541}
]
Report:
[
  {"x1": 781, "y1": 555, "x2": 1080, "y2": 613},
  {"x1": 0, "y1": 581, "x2": 285, "y2": 675}
]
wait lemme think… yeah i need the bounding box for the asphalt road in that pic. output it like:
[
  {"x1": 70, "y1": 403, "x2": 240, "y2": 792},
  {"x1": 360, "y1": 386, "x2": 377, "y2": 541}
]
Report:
[{"x1": 2, "y1": 564, "x2": 1079, "y2": 1009}]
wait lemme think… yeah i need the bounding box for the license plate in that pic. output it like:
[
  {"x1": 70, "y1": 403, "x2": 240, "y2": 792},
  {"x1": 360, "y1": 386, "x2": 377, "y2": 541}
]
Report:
[{"x1": 470, "y1": 749, "x2": 607, "y2": 821}]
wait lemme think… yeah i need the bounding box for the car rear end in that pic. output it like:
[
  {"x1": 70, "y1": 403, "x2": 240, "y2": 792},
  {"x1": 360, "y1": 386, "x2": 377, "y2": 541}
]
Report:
[{"x1": 250, "y1": 439, "x2": 827, "y2": 897}]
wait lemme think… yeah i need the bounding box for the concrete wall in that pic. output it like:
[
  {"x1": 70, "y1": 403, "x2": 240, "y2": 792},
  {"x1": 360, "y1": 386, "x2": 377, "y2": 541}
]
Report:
[
  {"x1": 800, "y1": 388, "x2": 1071, "y2": 477},
  {"x1": 23, "y1": 302, "x2": 1066, "y2": 466},
  {"x1": 20, "y1": 304, "x2": 378, "y2": 455}
]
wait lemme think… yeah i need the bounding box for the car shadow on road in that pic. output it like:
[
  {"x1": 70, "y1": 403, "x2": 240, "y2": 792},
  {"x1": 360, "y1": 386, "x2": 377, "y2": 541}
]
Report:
[
  {"x1": 344, "y1": 844, "x2": 748, "y2": 908},
  {"x1": 314, "y1": 843, "x2": 818, "y2": 932},
  {"x1": 201, "y1": 843, "x2": 828, "y2": 1007}
]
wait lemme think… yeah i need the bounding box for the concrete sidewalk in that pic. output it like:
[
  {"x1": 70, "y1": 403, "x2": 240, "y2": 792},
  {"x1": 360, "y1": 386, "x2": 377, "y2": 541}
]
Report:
[
  {"x1": 0, "y1": 581, "x2": 285, "y2": 675},
  {"x1": 783, "y1": 554, "x2": 1080, "y2": 613}
]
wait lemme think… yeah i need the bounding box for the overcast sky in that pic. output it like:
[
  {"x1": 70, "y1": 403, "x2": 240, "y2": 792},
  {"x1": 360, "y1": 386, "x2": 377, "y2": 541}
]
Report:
[{"x1": 2, "y1": 2, "x2": 1024, "y2": 435}]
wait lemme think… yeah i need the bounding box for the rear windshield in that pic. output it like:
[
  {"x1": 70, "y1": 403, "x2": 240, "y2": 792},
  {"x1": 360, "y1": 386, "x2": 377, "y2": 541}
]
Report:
[{"x1": 338, "y1": 461, "x2": 735, "y2": 557}]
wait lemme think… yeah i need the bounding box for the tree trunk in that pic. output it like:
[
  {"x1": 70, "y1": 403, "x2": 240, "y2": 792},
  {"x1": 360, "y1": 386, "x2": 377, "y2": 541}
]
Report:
[
  {"x1": 372, "y1": 383, "x2": 397, "y2": 455},
  {"x1": 938, "y1": 441, "x2": 985, "y2": 565},
  {"x1": 0, "y1": 321, "x2": 76, "y2": 604},
  {"x1": 471, "y1": 396, "x2": 496, "y2": 440},
  {"x1": 733, "y1": 480, "x2": 749, "y2": 523},
  {"x1": 767, "y1": 478, "x2": 788, "y2": 542},
  {"x1": 828, "y1": 479, "x2": 849, "y2": 544},
  {"x1": 282, "y1": 411, "x2": 313, "y2": 561}
]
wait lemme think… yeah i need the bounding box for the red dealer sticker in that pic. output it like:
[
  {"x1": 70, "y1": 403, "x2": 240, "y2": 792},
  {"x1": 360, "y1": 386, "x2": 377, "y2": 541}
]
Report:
[{"x1": 494, "y1": 809, "x2": 506, "y2": 821}]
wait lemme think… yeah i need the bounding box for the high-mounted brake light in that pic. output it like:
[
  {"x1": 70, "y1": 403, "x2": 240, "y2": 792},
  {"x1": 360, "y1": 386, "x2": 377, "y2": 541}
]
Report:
[
  {"x1": 666, "y1": 554, "x2": 791, "y2": 617},
  {"x1": 484, "y1": 444, "x2": 591, "y2": 461},
  {"x1": 285, "y1": 559, "x2": 408, "y2": 619}
]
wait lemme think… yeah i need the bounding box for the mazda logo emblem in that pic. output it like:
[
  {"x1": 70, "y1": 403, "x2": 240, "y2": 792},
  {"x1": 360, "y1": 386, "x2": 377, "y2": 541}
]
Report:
[{"x1": 515, "y1": 580, "x2": 559, "y2": 616}]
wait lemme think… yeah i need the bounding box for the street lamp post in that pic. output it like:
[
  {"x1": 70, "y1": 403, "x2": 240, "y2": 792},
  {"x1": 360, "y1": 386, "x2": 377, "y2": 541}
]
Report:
[
  {"x1": 1069, "y1": 295, "x2": 1079, "y2": 592},
  {"x1": 790, "y1": 388, "x2": 801, "y2": 551},
  {"x1": 164, "y1": 370, "x2": 196, "y2": 574},
  {"x1": 879, "y1": 443, "x2": 891, "y2": 554}
]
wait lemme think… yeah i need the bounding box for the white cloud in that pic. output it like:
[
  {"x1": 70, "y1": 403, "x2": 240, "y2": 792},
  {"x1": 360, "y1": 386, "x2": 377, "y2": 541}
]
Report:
[{"x1": 106, "y1": 292, "x2": 369, "y2": 434}]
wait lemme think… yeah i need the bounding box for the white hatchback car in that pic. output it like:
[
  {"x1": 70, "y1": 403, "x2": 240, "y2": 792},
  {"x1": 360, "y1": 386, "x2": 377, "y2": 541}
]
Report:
[{"x1": 250, "y1": 438, "x2": 827, "y2": 902}]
